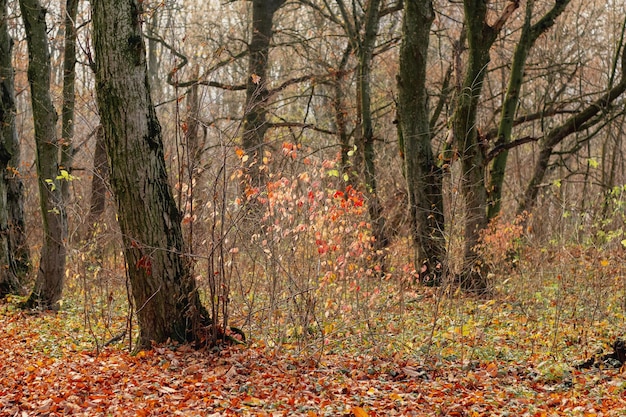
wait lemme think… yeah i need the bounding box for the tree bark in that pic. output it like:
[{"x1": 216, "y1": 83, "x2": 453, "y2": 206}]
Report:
[
  {"x1": 241, "y1": 0, "x2": 286, "y2": 191},
  {"x1": 355, "y1": 0, "x2": 389, "y2": 254},
  {"x1": 0, "y1": 0, "x2": 28, "y2": 284},
  {"x1": 397, "y1": 0, "x2": 444, "y2": 284},
  {"x1": 20, "y1": 0, "x2": 67, "y2": 309},
  {"x1": 85, "y1": 126, "x2": 108, "y2": 237},
  {"x1": 60, "y1": 0, "x2": 78, "y2": 206},
  {"x1": 0, "y1": 0, "x2": 22, "y2": 295},
  {"x1": 333, "y1": 45, "x2": 353, "y2": 183},
  {"x1": 452, "y1": 0, "x2": 518, "y2": 292},
  {"x1": 92, "y1": 0, "x2": 208, "y2": 348}
]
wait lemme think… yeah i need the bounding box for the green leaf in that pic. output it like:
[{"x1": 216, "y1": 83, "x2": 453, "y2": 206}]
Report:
[{"x1": 327, "y1": 169, "x2": 339, "y2": 177}]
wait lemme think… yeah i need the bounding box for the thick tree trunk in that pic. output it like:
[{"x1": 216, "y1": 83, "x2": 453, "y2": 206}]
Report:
[
  {"x1": 20, "y1": 0, "x2": 67, "y2": 309},
  {"x1": 92, "y1": 0, "x2": 208, "y2": 348},
  {"x1": 0, "y1": 0, "x2": 21, "y2": 295},
  {"x1": 5, "y1": 7, "x2": 28, "y2": 280},
  {"x1": 241, "y1": 0, "x2": 285, "y2": 191},
  {"x1": 397, "y1": 0, "x2": 444, "y2": 284}
]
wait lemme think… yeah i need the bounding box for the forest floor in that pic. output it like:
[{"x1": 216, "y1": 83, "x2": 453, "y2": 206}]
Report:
[{"x1": 2, "y1": 294, "x2": 626, "y2": 417}]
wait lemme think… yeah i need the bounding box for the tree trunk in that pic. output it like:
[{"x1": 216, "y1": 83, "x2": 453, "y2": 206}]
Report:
[
  {"x1": 92, "y1": 0, "x2": 209, "y2": 348},
  {"x1": 452, "y1": 0, "x2": 518, "y2": 292},
  {"x1": 333, "y1": 45, "x2": 353, "y2": 183},
  {"x1": 0, "y1": 0, "x2": 22, "y2": 295},
  {"x1": 85, "y1": 126, "x2": 108, "y2": 237},
  {"x1": 397, "y1": 0, "x2": 444, "y2": 284},
  {"x1": 20, "y1": 0, "x2": 67, "y2": 309},
  {"x1": 356, "y1": 0, "x2": 388, "y2": 254},
  {"x1": 60, "y1": 0, "x2": 78, "y2": 206},
  {"x1": 453, "y1": 1, "x2": 493, "y2": 291},
  {"x1": 241, "y1": 0, "x2": 286, "y2": 191},
  {"x1": 0, "y1": 0, "x2": 28, "y2": 284},
  {"x1": 182, "y1": 71, "x2": 203, "y2": 248}
]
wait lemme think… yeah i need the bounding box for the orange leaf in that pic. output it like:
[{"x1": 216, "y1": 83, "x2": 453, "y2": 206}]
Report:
[{"x1": 352, "y1": 406, "x2": 369, "y2": 417}]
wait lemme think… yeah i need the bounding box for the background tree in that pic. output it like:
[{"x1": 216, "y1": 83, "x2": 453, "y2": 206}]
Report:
[
  {"x1": 20, "y1": 0, "x2": 67, "y2": 309},
  {"x1": 519, "y1": 16, "x2": 626, "y2": 213},
  {"x1": 92, "y1": 0, "x2": 209, "y2": 348},
  {"x1": 354, "y1": 0, "x2": 389, "y2": 254},
  {"x1": 241, "y1": 0, "x2": 286, "y2": 192},
  {"x1": 85, "y1": 126, "x2": 108, "y2": 237},
  {"x1": 486, "y1": 0, "x2": 571, "y2": 219},
  {"x1": 0, "y1": 0, "x2": 18, "y2": 295},
  {"x1": 450, "y1": 0, "x2": 519, "y2": 291},
  {"x1": 60, "y1": 0, "x2": 78, "y2": 213},
  {"x1": 2, "y1": 0, "x2": 28, "y2": 282},
  {"x1": 397, "y1": 0, "x2": 444, "y2": 283}
]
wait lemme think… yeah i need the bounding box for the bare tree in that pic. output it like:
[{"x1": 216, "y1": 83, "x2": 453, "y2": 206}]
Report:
[
  {"x1": 241, "y1": 0, "x2": 286, "y2": 191},
  {"x1": 487, "y1": 0, "x2": 571, "y2": 219},
  {"x1": 519, "y1": 23, "x2": 626, "y2": 213},
  {"x1": 450, "y1": 0, "x2": 519, "y2": 291},
  {"x1": 1, "y1": 0, "x2": 29, "y2": 283},
  {"x1": 397, "y1": 0, "x2": 444, "y2": 284},
  {"x1": 20, "y1": 0, "x2": 67, "y2": 309},
  {"x1": 0, "y1": 0, "x2": 19, "y2": 295}
]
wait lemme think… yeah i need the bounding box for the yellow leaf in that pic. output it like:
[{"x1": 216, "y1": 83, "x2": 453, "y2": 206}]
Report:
[
  {"x1": 601, "y1": 259, "x2": 609, "y2": 267},
  {"x1": 352, "y1": 406, "x2": 369, "y2": 417},
  {"x1": 389, "y1": 392, "x2": 403, "y2": 401}
]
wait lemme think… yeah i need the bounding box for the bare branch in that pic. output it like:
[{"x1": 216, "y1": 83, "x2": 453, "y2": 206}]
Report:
[
  {"x1": 491, "y1": 0, "x2": 520, "y2": 34},
  {"x1": 268, "y1": 121, "x2": 335, "y2": 136}
]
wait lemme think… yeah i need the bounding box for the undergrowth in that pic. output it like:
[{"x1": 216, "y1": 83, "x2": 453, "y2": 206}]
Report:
[
  {"x1": 8, "y1": 143, "x2": 626, "y2": 372},
  {"x1": 7, "y1": 238, "x2": 625, "y2": 375}
]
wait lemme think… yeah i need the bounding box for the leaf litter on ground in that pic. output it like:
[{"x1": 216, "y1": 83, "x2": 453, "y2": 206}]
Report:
[
  {"x1": 4, "y1": 243, "x2": 626, "y2": 416},
  {"x1": 2, "y1": 306, "x2": 626, "y2": 416}
]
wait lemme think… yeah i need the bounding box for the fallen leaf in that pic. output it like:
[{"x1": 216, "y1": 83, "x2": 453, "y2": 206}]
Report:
[{"x1": 352, "y1": 406, "x2": 368, "y2": 417}]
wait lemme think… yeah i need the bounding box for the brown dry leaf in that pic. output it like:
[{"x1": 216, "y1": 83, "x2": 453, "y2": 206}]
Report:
[{"x1": 224, "y1": 365, "x2": 237, "y2": 379}]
